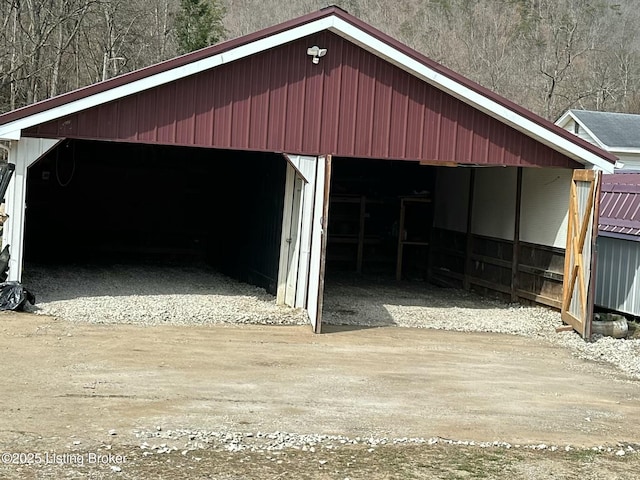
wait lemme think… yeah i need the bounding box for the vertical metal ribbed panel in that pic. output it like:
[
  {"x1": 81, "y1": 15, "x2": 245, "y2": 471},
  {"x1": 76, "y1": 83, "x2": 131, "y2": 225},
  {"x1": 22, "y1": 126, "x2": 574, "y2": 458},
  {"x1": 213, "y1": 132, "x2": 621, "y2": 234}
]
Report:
[
  {"x1": 26, "y1": 31, "x2": 579, "y2": 168},
  {"x1": 595, "y1": 236, "x2": 640, "y2": 316},
  {"x1": 599, "y1": 173, "x2": 640, "y2": 238}
]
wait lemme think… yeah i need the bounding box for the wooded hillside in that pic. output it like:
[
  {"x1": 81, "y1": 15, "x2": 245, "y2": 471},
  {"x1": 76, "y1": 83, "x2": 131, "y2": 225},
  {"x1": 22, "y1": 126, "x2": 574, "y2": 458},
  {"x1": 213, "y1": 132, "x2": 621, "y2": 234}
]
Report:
[{"x1": 1, "y1": 0, "x2": 639, "y2": 121}]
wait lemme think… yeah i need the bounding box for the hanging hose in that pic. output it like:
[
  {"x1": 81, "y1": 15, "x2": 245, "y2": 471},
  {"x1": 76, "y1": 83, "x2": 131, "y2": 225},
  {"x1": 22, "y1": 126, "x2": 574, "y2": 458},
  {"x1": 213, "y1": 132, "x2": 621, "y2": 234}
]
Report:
[{"x1": 55, "y1": 142, "x2": 76, "y2": 187}]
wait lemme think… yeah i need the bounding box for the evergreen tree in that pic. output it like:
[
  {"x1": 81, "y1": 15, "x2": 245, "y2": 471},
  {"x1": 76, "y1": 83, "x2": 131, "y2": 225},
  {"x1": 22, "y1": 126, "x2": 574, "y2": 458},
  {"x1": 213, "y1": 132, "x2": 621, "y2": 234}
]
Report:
[{"x1": 175, "y1": 0, "x2": 226, "y2": 54}]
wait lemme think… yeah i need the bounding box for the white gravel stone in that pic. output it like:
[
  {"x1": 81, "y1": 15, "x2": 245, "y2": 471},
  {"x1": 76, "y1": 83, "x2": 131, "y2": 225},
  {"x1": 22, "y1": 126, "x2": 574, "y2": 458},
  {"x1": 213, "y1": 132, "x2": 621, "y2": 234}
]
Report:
[
  {"x1": 24, "y1": 264, "x2": 307, "y2": 326},
  {"x1": 132, "y1": 429, "x2": 638, "y2": 457}
]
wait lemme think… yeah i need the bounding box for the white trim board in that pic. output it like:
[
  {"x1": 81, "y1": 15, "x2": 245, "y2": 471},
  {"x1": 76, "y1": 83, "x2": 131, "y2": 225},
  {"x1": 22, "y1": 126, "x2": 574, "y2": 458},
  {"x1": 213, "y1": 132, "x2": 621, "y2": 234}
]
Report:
[
  {"x1": 0, "y1": 17, "x2": 334, "y2": 140},
  {"x1": 329, "y1": 18, "x2": 613, "y2": 172},
  {"x1": 3, "y1": 137, "x2": 61, "y2": 281},
  {"x1": 0, "y1": 14, "x2": 614, "y2": 172},
  {"x1": 555, "y1": 111, "x2": 607, "y2": 150}
]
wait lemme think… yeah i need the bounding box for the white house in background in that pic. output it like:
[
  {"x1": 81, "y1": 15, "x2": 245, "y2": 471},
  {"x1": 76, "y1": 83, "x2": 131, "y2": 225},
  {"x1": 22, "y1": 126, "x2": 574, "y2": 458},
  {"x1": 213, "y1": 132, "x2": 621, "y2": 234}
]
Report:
[{"x1": 556, "y1": 110, "x2": 640, "y2": 170}]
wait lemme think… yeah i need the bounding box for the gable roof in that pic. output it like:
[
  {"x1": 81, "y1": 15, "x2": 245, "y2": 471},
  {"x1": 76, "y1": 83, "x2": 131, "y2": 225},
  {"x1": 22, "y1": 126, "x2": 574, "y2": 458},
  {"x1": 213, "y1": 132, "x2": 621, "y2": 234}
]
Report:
[
  {"x1": 0, "y1": 6, "x2": 617, "y2": 172},
  {"x1": 599, "y1": 173, "x2": 640, "y2": 241},
  {"x1": 557, "y1": 109, "x2": 640, "y2": 153}
]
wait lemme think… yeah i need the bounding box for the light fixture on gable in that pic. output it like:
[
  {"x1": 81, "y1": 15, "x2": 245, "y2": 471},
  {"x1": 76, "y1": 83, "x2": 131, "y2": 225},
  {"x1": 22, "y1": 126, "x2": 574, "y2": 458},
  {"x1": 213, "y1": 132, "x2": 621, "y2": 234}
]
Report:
[{"x1": 307, "y1": 45, "x2": 327, "y2": 64}]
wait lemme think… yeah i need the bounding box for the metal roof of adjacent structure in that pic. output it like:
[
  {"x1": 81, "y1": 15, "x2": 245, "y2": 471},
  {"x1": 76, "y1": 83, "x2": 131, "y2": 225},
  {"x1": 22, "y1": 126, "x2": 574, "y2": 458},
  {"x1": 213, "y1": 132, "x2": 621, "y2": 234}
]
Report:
[
  {"x1": 599, "y1": 173, "x2": 640, "y2": 241},
  {"x1": 0, "y1": 6, "x2": 617, "y2": 171}
]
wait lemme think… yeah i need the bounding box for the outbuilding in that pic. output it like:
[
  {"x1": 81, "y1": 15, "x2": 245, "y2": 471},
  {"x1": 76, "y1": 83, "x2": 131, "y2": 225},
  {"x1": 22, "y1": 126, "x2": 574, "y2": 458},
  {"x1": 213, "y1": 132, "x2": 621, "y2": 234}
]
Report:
[
  {"x1": 556, "y1": 110, "x2": 640, "y2": 170},
  {"x1": 596, "y1": 173, "x2": 640, "y2": 317},
  {"x1": 0, "y1": 7, "x2": 616, "y2": 335}
]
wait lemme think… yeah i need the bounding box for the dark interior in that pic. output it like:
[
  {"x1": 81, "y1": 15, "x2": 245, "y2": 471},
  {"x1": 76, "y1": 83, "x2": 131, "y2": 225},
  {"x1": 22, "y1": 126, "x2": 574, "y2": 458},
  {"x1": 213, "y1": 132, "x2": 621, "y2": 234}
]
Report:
[
  {"x1": 25, "y1": 140, "x2": 286, "y2": 293},
  {"x1": 327, "y1": 157, "x2": 436, "y2": 279}
]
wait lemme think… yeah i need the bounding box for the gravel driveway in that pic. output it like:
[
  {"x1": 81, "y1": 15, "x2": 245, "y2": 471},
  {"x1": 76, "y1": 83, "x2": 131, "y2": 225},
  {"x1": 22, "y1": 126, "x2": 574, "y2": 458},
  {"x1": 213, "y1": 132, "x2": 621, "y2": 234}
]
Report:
[{"x1": 23, "y1": 263, "x2": 640, "y2": 380}]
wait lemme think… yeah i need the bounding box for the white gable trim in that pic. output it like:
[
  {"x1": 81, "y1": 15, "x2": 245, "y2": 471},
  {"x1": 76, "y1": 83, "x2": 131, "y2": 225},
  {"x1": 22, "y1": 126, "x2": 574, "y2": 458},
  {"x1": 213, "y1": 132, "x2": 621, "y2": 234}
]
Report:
[
  {"x1": 0, "y1": 17, "x2": 334, "y2": 140},
  {"x1": 556, "y1": 111, "x2": 640, "y2": 160},
  {"x1": 611, "y1": 147, "x2": 640, "y2": 154},
  {"x1": 330, "y1": 19, "x2": 613, "y2": 172},
  {"x1": 0, "y1": 14, "x2": 614, "y2": 172},
  {"x1": 1, "y1": 130, "x2": 21, "y2": 140},
  {"x1": 555, "y1": 111, "x2": 608, "y2": 150}
]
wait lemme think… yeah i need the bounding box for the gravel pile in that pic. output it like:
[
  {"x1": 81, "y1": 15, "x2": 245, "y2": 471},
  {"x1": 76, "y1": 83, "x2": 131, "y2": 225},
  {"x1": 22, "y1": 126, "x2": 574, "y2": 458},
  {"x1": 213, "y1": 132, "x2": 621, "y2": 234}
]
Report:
[
  {"x1": 22, "y1": 264, "x2": 640, "y2": 379},
  {"x1": 23, "y1": 263, "x2": 307, "y2": 326},
  {"x1": 133, "y1": 428, "x2": 639, "y2": 456}
]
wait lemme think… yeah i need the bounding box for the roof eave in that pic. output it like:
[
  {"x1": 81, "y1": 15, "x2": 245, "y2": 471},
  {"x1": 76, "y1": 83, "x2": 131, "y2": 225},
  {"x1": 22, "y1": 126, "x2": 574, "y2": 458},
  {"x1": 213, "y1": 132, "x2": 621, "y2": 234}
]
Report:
[
  {"x1": 330, "y1": 17, "x2": 616, "y2": 171},
  {"x1": 0, "y1": 6, "x2": 617, "y2": 171},
  {"x1": 609, "y1": 147, "x2": 640, "y2": 154},
  {"x1": 555, "y1": 110, "x2": 609, "y2": 150},
  {"x1": 598, "y1": 230, "x2": 640, "y2": 242}
]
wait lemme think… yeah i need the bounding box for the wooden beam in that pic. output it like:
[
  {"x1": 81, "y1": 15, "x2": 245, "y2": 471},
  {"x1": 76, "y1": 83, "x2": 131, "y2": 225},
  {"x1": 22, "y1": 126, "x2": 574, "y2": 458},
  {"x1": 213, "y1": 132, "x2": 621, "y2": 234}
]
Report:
[
  {"x1": 419, "y1": 160, "x2": 458, "y2": 167},
  {"x1": 572, "y1": 169, "x2": 596, "y2": 182},
  {"x1": 315, "y1": 155, "x2": 332, "y2": 334},
  {"x1": 470, "y1": 253, "x2": 511, "y2": 269},
  {"x1": 467, "y1": 276, "x2": 511, "y2": 295},
  {"x1": 517, "y1": 264, "x2": 563, "y2": 282},
  {"x1": 356, "y1": 195, "x2": 366, "y2": 274},
  {"x1": 561, "y1": 180, "x2": 576, "y2": 312},
  {"x1": 555, "y1": 325, "x2": 574, "y2": 333},
  {"x1": 463, "y1": 169, "x2": 475, "y2": 291},
  {"x1": 517, "y1": 290, "x2": 562, "y2": 310},
  {"x1": 511, "y1": 167, "x2": 523, "y2": 302}
]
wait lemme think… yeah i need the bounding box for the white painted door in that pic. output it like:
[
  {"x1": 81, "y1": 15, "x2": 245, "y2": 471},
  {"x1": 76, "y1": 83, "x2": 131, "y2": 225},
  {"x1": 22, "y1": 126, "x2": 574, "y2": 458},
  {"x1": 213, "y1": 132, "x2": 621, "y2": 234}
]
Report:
[
  {"x1": 276, "y1": 154, "x2": 332, "y2": 333},
  {"x1": 306, "y1": 155, "x2": 331, "y2": 333},
  {"x1": 276, "y1": 164, "x2": 304, "y2": 307},
  {"x1": 277, "y1": 155, "x2": 331, "y2": 333}
]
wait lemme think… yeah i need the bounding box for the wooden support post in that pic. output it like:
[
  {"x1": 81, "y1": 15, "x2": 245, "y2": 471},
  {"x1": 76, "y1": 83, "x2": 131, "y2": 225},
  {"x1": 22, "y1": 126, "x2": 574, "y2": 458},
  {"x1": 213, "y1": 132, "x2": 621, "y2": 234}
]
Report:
[
  {"x1": 396, "y1": 198, "x2": 406, "y2": 281},
  {"x1": 463, "y1": 169, "x2": 475, "y2": 291},
  {"x1": 356, "y1": 195, "x2": 366, "y2": 274},
  {"x1": 315, "y1": 155, "x2": 332, "y2": 334},
  {"x1": 511, "y1": 167, "x2": 523, "y2": 302}
]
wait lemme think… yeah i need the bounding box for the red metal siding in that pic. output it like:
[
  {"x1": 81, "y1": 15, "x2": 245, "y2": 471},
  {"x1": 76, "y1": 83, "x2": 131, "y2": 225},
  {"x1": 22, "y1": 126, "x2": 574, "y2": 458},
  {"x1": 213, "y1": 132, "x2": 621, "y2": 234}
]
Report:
[
  {"x1": 599, "y1": 173, "x2": 640, "y2": 239},
  {"x1": 25, "y1": 31, "x2": 580, "y2": 168}
]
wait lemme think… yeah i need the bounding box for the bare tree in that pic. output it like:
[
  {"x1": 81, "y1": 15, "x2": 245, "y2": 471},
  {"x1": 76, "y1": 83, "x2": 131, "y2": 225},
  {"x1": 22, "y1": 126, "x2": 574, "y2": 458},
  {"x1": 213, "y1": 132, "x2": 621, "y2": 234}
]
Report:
[{"x1": 1, "y1": 0, "x2": 640, "y2": 119}]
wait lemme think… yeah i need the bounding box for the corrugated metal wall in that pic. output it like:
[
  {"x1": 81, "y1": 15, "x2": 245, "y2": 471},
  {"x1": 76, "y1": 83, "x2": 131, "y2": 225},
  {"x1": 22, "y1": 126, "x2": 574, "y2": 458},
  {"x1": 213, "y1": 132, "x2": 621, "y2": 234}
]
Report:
[
  {"x1": 595, "y1": 236, "x2": 640, "y2": 316},
  {"x1": 26, "y1": 32, "x2": 579, "y2": 168}
]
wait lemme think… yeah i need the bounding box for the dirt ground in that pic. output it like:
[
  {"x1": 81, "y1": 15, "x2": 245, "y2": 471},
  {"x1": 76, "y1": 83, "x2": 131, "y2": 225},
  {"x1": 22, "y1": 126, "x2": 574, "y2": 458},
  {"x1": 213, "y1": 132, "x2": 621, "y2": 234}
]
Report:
[{"x1": 1, "y1": 312, "x2": 639, "y2": 479}]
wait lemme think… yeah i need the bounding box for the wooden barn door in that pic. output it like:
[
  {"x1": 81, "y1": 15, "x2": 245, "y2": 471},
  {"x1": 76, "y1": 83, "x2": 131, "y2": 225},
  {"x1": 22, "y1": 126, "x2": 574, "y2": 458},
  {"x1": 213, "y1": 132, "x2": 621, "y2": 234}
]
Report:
[{"x1": 562, "y1": 170, "x2": 601, "y2": 338}]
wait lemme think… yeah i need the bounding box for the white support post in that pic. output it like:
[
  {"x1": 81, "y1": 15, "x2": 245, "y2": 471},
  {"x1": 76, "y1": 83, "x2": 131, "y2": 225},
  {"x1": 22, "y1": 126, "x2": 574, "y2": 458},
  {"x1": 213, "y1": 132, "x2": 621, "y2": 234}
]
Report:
[
  {"x1": 3, "y1": 137, "x2": 60, "y2": 282},
  {"x1": 4, "y1": 141, "x2": 28, "y2": 282}
]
